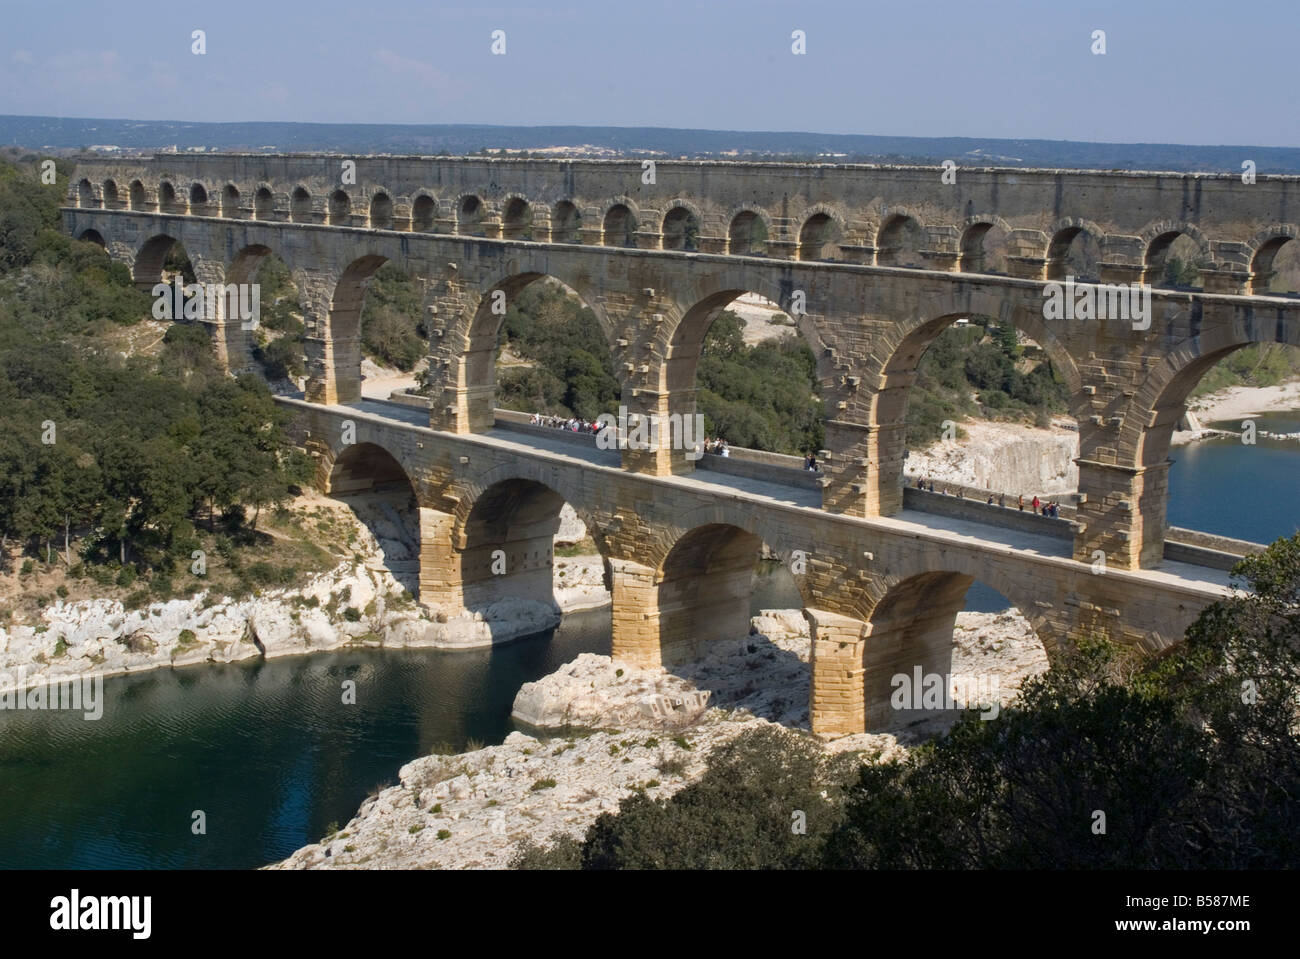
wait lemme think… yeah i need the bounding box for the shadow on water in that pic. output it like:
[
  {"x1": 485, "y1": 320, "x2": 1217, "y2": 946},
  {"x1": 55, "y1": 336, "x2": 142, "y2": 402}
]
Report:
[{"x1": 0, "y1": 606, "x2": 610, "y2": 870}]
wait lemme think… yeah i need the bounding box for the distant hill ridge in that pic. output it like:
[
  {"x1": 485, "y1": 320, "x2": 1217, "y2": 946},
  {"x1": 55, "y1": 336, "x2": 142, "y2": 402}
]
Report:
[{"x1": 4, "y1": 115, "x2": 1300, "y2": 174}]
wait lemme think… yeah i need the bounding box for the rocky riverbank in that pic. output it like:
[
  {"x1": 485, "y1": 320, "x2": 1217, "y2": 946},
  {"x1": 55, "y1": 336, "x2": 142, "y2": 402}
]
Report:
[
  {"x1": 1173, "y1": 381, "x2": 1300, "y2": 445},
  {"x1": 0, "y1": 502, "x2": 610, "y2": 697},
  {"x1": 274, "y1": 606, "x2": 1048, "y2": 869},
  {"x1": 907, "y1": 419, "x2": 1079, "y2": 496}
]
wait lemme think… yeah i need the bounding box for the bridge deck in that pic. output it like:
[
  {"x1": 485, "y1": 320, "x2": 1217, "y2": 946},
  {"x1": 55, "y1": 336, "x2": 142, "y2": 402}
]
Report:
[{"x1": 335, "y1": 399, "x2": 1234, "y2": 595}]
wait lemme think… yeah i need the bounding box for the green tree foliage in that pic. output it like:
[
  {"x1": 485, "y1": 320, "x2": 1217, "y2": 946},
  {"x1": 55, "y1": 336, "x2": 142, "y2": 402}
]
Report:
[
  {"x1": 697, "y1": 311, "x2": 824, "y2": 455},
  {"x1": 0, "y1": 158, "x2": 311, "y2": 573},
  {"x1": 482, "y1": 280, "x2": 621, "y2": 420},
  {"x1": 360, "y1": 264, "x2": 425, "y2": 370}
]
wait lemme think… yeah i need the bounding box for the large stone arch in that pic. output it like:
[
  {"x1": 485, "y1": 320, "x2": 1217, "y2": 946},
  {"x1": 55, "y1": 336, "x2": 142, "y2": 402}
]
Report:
[
  {"x1": 133, "y1": 232, "x2": 187, "y2": 290},
  {"x1": 318, "y1": 439, "x2": 423, "y2": 598},
  {"x1": 450, "y1": 466, "x2": 608, "y2": 616},
  {"x1": 305, "y1": 253, "x2": 390, "y2": 406},
  {"x1": 859, "y1": 287, "x2": 1084, "y2": 516},
  {"x1": 438, "y1": 264, "x2": 616, "y2": 433},
  {"x1": 854, "y1": 555, "x2": 1061, "y2": 731}
]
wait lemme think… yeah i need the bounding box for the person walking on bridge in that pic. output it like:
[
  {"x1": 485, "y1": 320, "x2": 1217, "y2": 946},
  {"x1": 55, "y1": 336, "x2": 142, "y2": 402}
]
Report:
[{"x1": 1017, "y1": 495, "x2": 1024, "y2": 511}]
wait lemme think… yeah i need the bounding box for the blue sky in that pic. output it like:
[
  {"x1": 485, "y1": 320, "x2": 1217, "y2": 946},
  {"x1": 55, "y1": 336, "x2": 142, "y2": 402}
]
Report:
[{"x1": 3, "y1": 0, "x2": 1296, "y2": 146}]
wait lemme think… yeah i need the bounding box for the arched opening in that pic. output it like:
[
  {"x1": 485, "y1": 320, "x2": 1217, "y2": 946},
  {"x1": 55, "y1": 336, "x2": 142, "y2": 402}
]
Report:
[
  {"x1": 327, "y1": 442, "x2": 421, "y2": 598},
  {"x1": 221, "y1": 184, "x2": 240, "y2": 217},
  {"x1": 290, "y1": 186, "x2": 312, "y2": 222},
  {"x1": 876, "y1": 214, "x2": 927, "y2": 268},
  {"x1": 411, "y1": 194, "x2": 436, "y2": 232},
  {"x1": 959, "y1": 221, "x2": 1011, "y2": 274},
  {"x1": 551, "y1": 201, "x2": 581, "y2": 243},
  {"x1": 798, "y1": 212, "x2": 839, "y2": 261},
  {"x1": 77, "y1": 178, "x2": 97, "y2": 208},
  {"x1": 188, "y1": 182, "x2": 209, "y2": 213},
  {"x1": 458, "y1": 478, "x2": 610, "y2": 640},
  {"x1": 327, "y1": 189, "x2": 350, "y2": 225},
  {"x1": 1145, "y1": 232, "x2": 1204, "y2": 289},
  {"x1": 101, "y1": 179, "x2": 119, "y2": 209},
  {"x1": 666, "y1": 288, "x2": 826, "y2": 462},
  {"x1": 458, "y1": 195, "x2": 485, "y2": 236},
  {"x1": 657, "y1": 523, "x2": 763, "y2": 664},
  {"x1": 602, "y1": 204, "x2": 637, "y2": 248},
  {"x1": 880, "y1": 313, "x2": 1079, "y2": 516},
  {"x1": 358, "y1": 262, "x2": 428, "y2": 391},
  {"x1": 1134, "y1": 338, "x2": 1300, "y2": 547},
  {"x1": 861, "y1": 570, "x2": 1050, "y2": 732},
  {"x1": 253, "y1": 187, "x2": 276, "y2": 221},
  {"x1": 661, "y1": 206, "x2": 699, "y2": 251},
  {"x1": 488, "y1": 277, "x2": 620, "y2": 425},
  {"x1": 369, "y1": 192, "x2": 393, "y2": 230},
  {"x1": 728, "y1": 210, "x2": 768, "y2": 256},
  {"x1": 231, "y1": 249, "x2": 306, "y2": 389},
  {"x1": 502, "y1": 197, "x2": 532, "y2": 240},
  {"x1": 1253, "y1": 236, "x2": 1300, "y2": 296},
  {"x1": 77, "y1": 229, "x2": 106, "y2": 247},
  {"x1": 128, "y1": 179, "x2": 147, "y2": 211},
  {"x1": 134, "y1": 234, "x2": 196, "y2": 290},
  {"x1": 158, "y1": 181, "x2": 184, "y2": 214},
  {"x1": 1046, "y1": 227, "x2": 1101, "y2": 282}
]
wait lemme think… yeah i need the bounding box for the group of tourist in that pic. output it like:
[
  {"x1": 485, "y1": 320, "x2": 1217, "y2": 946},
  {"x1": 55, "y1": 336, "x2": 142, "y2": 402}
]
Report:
[
  {"x1": 703, "y1": 437, "x2": 731, "y2": 456},
  {"x1": 913, "y1": 478, "x2": 1063, "y2": 517},
  {"x1": 529, "y1": 413, "x2": 602, "y2": 434}
]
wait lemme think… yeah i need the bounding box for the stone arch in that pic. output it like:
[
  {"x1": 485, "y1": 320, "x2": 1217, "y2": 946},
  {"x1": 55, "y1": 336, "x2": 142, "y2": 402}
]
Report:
[
  {"x1": 857, "y1": 559, "x2": 1059, "y2": 730},
  {"x1": 128, "y1": 179, "x2": 148, "y2": 211},
  {"x1": 453, "y1": 470, "x2": 608, "y2": 616},
  {"x1": 448, "y1": 267, "x2": 614, "y2": 432},
  {"x1": 798, "y1": 205, "x2": 845, "y2": 261},
  {"x1": 77, "y1": 178, "x2": 98, "y2": 208},
  {"x1": 411, "y1": 192, "x2": 437, "y2": 232},
  {"x1": 457, "y1": 193, "x2": 486, "y2": 236},
  {"x1": 1045, "y1": 217, "x2": 1105, "y2": 281},
  {"x1": 649, "y1": 513, "x2": 796, "y2": 666},
  {"x1": 77, "y1": 228, "x2": 106, "y2": 247},
  {"x1": 551, "y1": 200, "x2": 581, "y2": 243},
  {"x1": 1246, "y1": 224, "x2": 1300, "y2": 294},
  {"x1": 1141, "y1": 221, "x2": 1211, "y2": 287},
  {"x1": 369, "y1": 191, "x2": 394, "y2": 230},
  {"x1": 188, "y1": 182, "x2": 209, "y2": 213},
  {"x1": 309, "y1": 253, "x2": 390, "y2": 405},
  {"x1": 253, "y1": 184, "x2": 276, "y2": 221},
  {"x1": 101, "y1": 179, "x2": 119, "y2": 208},
  {"x1": 325, "y1": 440, "x2": 422, "y2": 598},
  {"x1": 158, "y1": 180, "x2": 185, "y2": 214},
  {"x1": 133, "y1": 233, "x2": 186, "y2": 288},
  {"x1": 602, "y1": 199, "x2": 639, "y2": 248},
  {"x1": 727, "y1": 206, "x2": 771, "y2": 256},
  {"x1": 327, "y1": 188, "x2": 350, "y2": 225},
  {"x1": 290, "y1": 186, "x2": 312, "y2": 222},
  {"x1": 661, "y1": 203, "x2": 701, "y2": 252},
  {"x1": 501, "y1": 195, "x2": 533, "y2": 240},
  {"x1": 221, "y1": 183, "x2": 241, "y2": 217},
  {"x1": 1125, "y1": 314, "x2": 1300, "y2": 472},
  {"x1": 863, "y1": 292, "x2": 1083, "y2": 514},
  {"x1": 959, "y1": 215, "x2": 1012, "y2": 274},
  {"x1": 875, "y1": 209, "x2": 927, "y2": 267}
]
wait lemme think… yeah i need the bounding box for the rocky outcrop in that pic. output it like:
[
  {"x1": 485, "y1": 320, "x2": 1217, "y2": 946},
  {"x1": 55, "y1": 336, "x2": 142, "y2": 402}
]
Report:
[
  {"x1": 907, "y1": 420, "x2": 1079, "y2": 495},
  {"x1": 275, "y1": 605, "x2": 1051, "y2": 870}
]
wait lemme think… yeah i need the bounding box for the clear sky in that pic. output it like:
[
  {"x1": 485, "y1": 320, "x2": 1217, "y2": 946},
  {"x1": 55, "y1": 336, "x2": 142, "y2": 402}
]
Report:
[{"x1": 2, "y1": 0, "x2": 1296, "y2": 146}]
